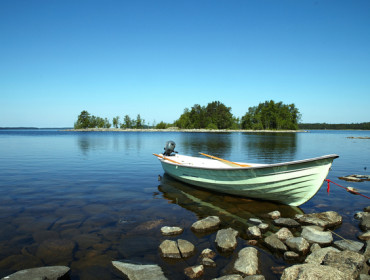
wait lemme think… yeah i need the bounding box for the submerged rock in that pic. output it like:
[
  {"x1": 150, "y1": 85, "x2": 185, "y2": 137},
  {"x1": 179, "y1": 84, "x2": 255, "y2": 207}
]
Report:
[
  {"x1": 191, "y1": 216, "x2": 221, "y2": 232},
  {"x1": 334, "y1": 239, "x2": 364, "y2": 252},
  {"x1": 215, "y1": 228, "x2": 238, "y2": 252},
  {"x1": 233, "y1": 247, "x2": 259, "y2": 275},
  {"x1": 273, "y1": 218, "x2": 300, "y2": 228},
  {"x1": 112, "y1": 261, "x2": 168, "y2": 280},
  {"x1": 160, "y1": 226, "x2": 184, "y2": 236},
  {"x1": 0, "y1": 266, "x2": 70, "y2": 280},
  {"x1": 295, "y1": 211, "x2": 342, "y2": 228}
]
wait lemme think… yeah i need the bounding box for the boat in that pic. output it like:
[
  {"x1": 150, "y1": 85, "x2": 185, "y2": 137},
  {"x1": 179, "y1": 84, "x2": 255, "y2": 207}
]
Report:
[{"x1": 154, "y1": 141, "x2": 339, "y2": 206}]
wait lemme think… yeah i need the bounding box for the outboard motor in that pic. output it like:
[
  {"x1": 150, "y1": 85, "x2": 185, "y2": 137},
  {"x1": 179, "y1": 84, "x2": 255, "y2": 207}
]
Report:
[{"x1": 163, "y1": 141, "x2": 177, "y2": 156}]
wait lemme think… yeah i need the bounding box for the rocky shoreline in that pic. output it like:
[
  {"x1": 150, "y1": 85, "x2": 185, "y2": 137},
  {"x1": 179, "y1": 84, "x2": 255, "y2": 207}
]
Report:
[
  {"x1": 4, "y1": 208, "x2": 370, "y2": 280},
  {"x1": 65, "y1": 128, "x2": 307, "y2": 133}
]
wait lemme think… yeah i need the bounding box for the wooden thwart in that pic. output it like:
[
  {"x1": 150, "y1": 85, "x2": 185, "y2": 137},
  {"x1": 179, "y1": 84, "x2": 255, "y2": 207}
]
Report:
[{"x1": 199, "y1": 152, "x2": 252, "y2": 167}]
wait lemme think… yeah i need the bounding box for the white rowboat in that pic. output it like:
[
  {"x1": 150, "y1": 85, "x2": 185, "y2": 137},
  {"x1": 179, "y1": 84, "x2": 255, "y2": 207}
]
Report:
[{"x1": 154, "y1": 152, "x2": 339, "y2": 206}]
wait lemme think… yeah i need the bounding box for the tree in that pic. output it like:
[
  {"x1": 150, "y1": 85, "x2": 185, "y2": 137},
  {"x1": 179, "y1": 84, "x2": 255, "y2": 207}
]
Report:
[
  {"x1": 205, "y1": 101, "x2": 234, "y2": 129},
  {"x1": 121, "y1": 115, "x2": 132, "y2": 128},
  {"x1": 74, "y1": 110, "x2": 91, "y2": 129},
  {"x1": 112, "y1": 116, "x2": 120, "y2": 128},
  {"x1": 156, "y1": 121, "x2": 167, "y2": 129},
  {"x1": 135, "y1": 114, "x2": 144, "y2": 129}
]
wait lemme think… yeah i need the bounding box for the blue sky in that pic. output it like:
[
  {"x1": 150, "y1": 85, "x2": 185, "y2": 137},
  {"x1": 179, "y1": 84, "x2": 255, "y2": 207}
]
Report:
[{"x1": 1, "y1": 0, "x2": 369, "y2": 127}]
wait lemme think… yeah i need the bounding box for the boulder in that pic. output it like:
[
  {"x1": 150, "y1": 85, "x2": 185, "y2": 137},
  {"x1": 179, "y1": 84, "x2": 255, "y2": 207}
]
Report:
[
  {"x1": 358, "y1": 231, "x2": 370, "y2": 241},
  {"x1": 267, "y1": 210, "x2": 281, "y2": 220},
  {"x1": 264, "y1": 234, "x2": 287, "y2": 252},
  {"x1": 215, "y1": 228, "x2": 238, "y2": 252},
  {"x1": 177, "y1": 239, "x2": 195, "y2": 258},
  {"x1": 160, "y1": 226, "x2": 183, "y2": 236},
  {"x1": 310, "y1": 243, "x2": 321, "y2": 253},
  {"x1": 304, "y1": 247, "x2": 340, "y2": 264},
  {"x1": 301, "y1": 226, "x2": 333, "y2": 245},
  {"x1": 273, "y1": 218, "x2": 300, "y2": 228},
  {"x1": 212, "y1": 275, "x2": 243, "y2": 280},
  {"x1": 191, "y1": 216, "x2": 221, "y2": 232},
  {"x1": 334, "y1": 239, "x2": 364, "y2": 252},
  {"x1": 360, "y1": 214, "x2": 370, "y2": 231},
  {"x1": 184, "y1": 265, "x2": 204, "y2": 279},
  {"x1": 159, "y1": 240, "x2": 181, "y2": 258},
  {"x1": 322, "y1": 250, "x2": 365, "y2": 279},
  {"x1": 246, "y1": 226, "x2": 262, "y2": 239},
  {"x1": 285, "y1": 237, "x2": 310, "y2": 254},
  {"x1": 112, "y1": 261, "x2": 168, "y2": 280},
  {"x1": 276, "y1": 227, "x2": 294, "y2": 241},
  {"x1": 295, "y1": 211, "x2": 342, "y2": 228},
  {"x1": 233, "y1": 247, "x2": 259, "y2": 275},
  {"x1": 0, "y1": 266, "x2": 70, "y2": 280},
  {"x1": 281, "y1": 263, "x2": 351, "y2": 280}
]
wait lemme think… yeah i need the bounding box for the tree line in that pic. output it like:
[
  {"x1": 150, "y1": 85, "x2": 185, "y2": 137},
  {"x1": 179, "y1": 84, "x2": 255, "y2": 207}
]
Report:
[
  {"x1": 299, "y1": 122, "x2": 370, "y2": 130},
  {"x1": 74, "y1": 100, "x2": 302, "y2": 130}
]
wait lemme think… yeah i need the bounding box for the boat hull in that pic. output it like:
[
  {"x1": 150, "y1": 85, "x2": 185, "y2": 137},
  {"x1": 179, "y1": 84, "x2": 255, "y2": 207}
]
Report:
[{"x1": 159, "y1": 155, "x2": 338, "y2": 206}]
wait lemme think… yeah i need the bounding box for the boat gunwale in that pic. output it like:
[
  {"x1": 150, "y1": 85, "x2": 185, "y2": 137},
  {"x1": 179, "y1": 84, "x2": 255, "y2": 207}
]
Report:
[{"x1": 158, "y1": 154, "x2": 339, "y2": 171}]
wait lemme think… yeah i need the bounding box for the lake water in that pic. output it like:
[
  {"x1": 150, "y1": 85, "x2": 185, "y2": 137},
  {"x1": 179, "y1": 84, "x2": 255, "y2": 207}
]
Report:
[{"x1": 0, "y1": 130, "x2": 369, "y2": 279}]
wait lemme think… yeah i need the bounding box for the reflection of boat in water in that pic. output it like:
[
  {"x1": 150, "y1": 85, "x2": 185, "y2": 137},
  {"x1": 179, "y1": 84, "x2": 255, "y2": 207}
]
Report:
[
  {"x1": 154, "y1": 142, "x2": 338, "y2": 206},
  {"x1": 158, "y1": 174, "x2": 304, "y2": 231}
]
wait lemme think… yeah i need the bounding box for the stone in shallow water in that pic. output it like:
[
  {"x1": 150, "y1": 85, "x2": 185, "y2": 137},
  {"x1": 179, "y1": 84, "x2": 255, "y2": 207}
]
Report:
[
  {"x1": 334, "y1": 239, "x2": 364, "y2": 253},
  {"x1": 276, "y1": 227, "x2": 294, "y2": 241},
  {"x1": 305, "y1": 246, "x2": 340, "y2": 264},
  {"x1": 264, "y1": 234, "x2": 287, "y2": 252},
  {"x1": 36, "y1": 238, "x2": 76, "y2": 264},
  {"x1": 177, "y1": 239, "x2": 195, "y2": 258},
  {"x1": 215, "y1": 228, "x2": 238, "y2": 252},
  {"x1": 273, "y1": 218, "x2": 300, "y2": 228},
  {"x1": 285, "y1": 237, "x2": 310, "y2": 254},
  {"x1": 281, "y1": 264, "x2": 350, "y2": 280},
  {"x1": 159, "y1": 240, "x2": 181, "y2": 258},
  {"x1": 301, "y1": 226, "x2": 333, "y2": 245},
  {"x1": 267, "y1": 210, "x2": 281, "y2": 220},
  {"x1": 233, "y1": 247, "x2": 259, "y2": 276},
  {"x1": 200, "y1": 248, "x2": 216, "y2": 259},
  {"x1": 184, "y1": 265, "x2": 204, "y2": 279},
  {"x1": 322, "y1": 250, "x2": 365, "y2": 279},
  {"x1": 191, "y1": 216, "x2": 221, "y2": 232},
  {"x1": 112, "y1": 261, "x2": 168, "y2": 280},
  {"x1": 160, "y1": 226, "x2": 184, "y2": 236},
  {"x1": 246, "y1": 226, "x2": 262, "y2": 239},
  {"x1": 295, "y1": 211, "x2": 342, "y2": 228},
  {"x1": 1, "y1": 266, "x2": 70, "y2": 280}
]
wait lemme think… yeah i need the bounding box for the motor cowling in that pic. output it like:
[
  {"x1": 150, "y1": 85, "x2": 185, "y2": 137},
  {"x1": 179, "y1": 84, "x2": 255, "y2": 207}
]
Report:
[{"x1": 164, "y1": 141, "x2": 177, "y2": 156}]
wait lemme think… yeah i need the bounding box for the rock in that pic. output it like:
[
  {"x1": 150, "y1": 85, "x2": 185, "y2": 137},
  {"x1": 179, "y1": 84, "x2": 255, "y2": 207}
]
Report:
[
  {"x1": 358, "y1": 231, "x2": 370, "y2": 241},
  {"x1": 363, "y1": 240, "x2": 370, "y2": 259},
  {"x1": 248, "y1": 218, "x2": 263, "y2": 225},
  {"x1": 184, "y1": 265, "x2": 204, "y2": 279},
  {"x1": 305, "y1": 246, "x2": 340, "y2": 264},
  {"x1": 360, "y1": 214, "x2": 370, "y2": 231},
  {"x1": 267, "y1": 210, "x2": 281, "y2": 219},
  {"x1": 276, "y1": 227, "x2": 294, "y2": 241},
  {"x1": 112, "y1": 261, "x2": 168, "y2": 280},
  {"x1": 339, "y1": 175, "x2": 363, "y2": 182},
  {"x1": 246, "y1": 226, "x2": 262, "y2": 239},
  {"x1": 364, "y1": 206, "x2": 370, "y2": 212},
  {"x1": 215, "y1": 228, "x2": 238, "y2": 252},
  {"x1": 281, "y1": 263, "x2": 351, "y2": 280},
  {"x1": 247, "y1": 240, "x2": 258, "y2": 246},
  {"x1": 0, "y1": 266, "x2": 70, "y2": 280},
  {"x1": 264, "y1": 234, "x2": 287, "y2": 252},
  {"x1": 212, "y1": 275, "x2": 243, "y2": 280},
  {"x1": 177, "y1": 239, "x2": 195, "y2": 257},
  {"x1": 359, "y1": 274, "x2": 370, "y2": 280},
  {"x1": 233, "y1": 247, "x2": 258, "y2": 276},
  {"x1": 201, "y1": 257, "x2": 216, "y2": 267},
  {"x1": 191, "y1": 216, "x2": 221, "y2": 232},
  {"x1": 334, "y1": 239, "x2": 364, "y2": 252},
  {"x1": 285, "y1": 237, "x2": 310, "y2": 254},
  {"x1": 159, "y1": 240, "x2": 181, "y2": 258},
  {"x1": 200, "y1": 248, "x2": 216, "y2": 259},
  {"x1": 244, "y1": 276, "x2": 265, "y2": 280},
  {"x1": 284, "y1": 251, "x2": 299, "y2": 260},
  {"x1": 160, "y1": 226, "x2": 184, "y2": 236},
  {"x1": 295, "y1": 211, "x2": 342, "y2": 228},
  {"x1": 309, "y1": 243, "x2": 321, "y2": 253},
  {"x1": 355, "y1": 212, "x2": 365, "y2": 220},
  {"x1": 301, "y1": 226, "x2": 333, "y2": 245},
  {"x1": 273, "y1": 218, "x2": 300, "y2": 228},
  {"x1": 258, "y1": 223, "x2": 269, "y2": 232},
  {"x1": 322, "y1": 250, "x2": 365, "y2": 279},
  {"x1": 36, "y1": 238, "x2": 76, "y2": 264}
]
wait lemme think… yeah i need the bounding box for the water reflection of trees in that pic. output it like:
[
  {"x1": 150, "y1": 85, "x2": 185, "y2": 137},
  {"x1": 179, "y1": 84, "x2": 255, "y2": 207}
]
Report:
[
  {"x1": 178, "y1": 133, "x2": 233, "y2": 158},
  {"x1": 158, "y1": 174, "x2": 303, "y2": 238},
  {"x1": 242, "y1": 133, "x2": 297, "y2": 163}
]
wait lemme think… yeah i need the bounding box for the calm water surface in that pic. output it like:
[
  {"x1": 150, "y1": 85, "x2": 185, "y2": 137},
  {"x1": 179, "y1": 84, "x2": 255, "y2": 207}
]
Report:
[{"x1": 0, "y1": 130, "x2": 369, "y2": 279}]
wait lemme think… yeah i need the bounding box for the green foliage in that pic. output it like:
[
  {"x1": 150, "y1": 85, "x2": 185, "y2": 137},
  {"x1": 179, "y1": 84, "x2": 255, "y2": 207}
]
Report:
[
  {"x1": 112, "y1": 116, "x2": 120, "y2": 128},
  {"x1": 175, "y1": 101, "x2": 236, "y2": 129},
  {"x1": 135, "y1": 114, "x2": 144, "y2": 129},
  {"x1": 74, "y1": 110, "x2": 112, "y2": 129},
  {"x1": 155, "y1": 121, "x2": 168, "y2": 129},
  {"x1": 241, "y1": 101, "x2": 301, "y2": 130},
  {"x1": 74, "y1": 110, "x2": 91, "y2": 129}
]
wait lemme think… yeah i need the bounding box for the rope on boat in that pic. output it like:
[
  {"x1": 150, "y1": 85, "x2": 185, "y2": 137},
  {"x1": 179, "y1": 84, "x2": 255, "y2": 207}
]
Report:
[{"x1": 325, "y1": 179, "x2": 370, "y2": 199}]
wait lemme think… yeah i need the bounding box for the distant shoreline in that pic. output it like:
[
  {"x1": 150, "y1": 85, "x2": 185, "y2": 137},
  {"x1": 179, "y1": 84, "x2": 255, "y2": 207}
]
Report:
[{"x1": 65, "y1": 128, "x2": 308, "y2": 133}]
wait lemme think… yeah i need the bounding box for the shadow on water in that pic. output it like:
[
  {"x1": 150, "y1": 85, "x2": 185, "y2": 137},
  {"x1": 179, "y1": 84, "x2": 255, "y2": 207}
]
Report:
[{"x1": 158, "y1": 174, "x2": 304, "y2": 235}]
